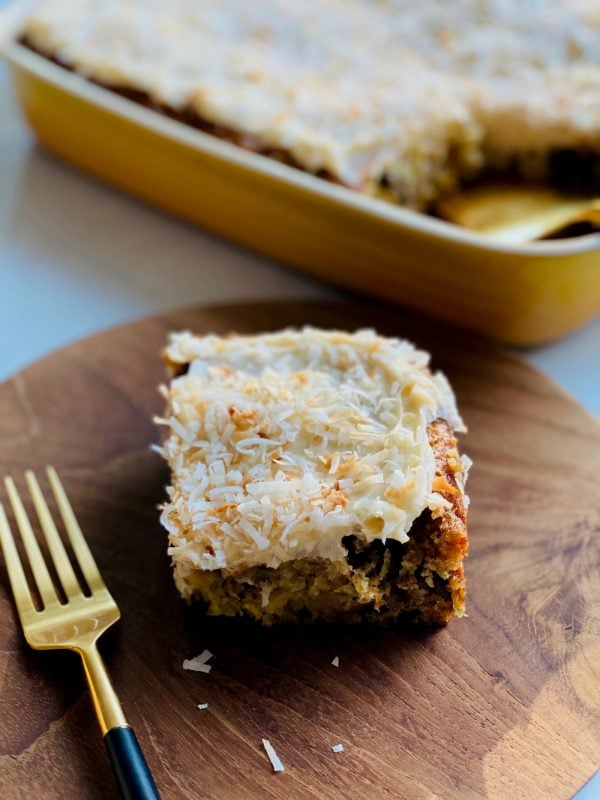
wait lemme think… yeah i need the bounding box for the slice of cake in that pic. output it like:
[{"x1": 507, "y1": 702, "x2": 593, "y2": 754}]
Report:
[{"x1": 156, "y1": 328, "x2": 470, "y2": 624}]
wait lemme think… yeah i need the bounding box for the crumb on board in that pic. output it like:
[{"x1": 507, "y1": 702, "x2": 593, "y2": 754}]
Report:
[
  {"x1": 183, "y1": 649, "x2": 214, "y2": 673},
  {"x1": 262, "y1": 739, "x2": 285, "y2": 773}
]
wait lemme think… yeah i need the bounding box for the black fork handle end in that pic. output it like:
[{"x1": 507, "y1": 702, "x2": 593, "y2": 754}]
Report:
[{"x1": 104, "y1": 725, "x2": 161, "y2": 800}]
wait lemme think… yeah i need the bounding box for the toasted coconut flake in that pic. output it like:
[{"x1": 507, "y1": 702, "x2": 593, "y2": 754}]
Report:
[{"x1": 262, "y1": 739, "x2": 284, "y2": 773}]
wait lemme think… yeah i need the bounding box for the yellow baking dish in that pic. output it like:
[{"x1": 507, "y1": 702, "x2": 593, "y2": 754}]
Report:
[{"x1": 2, "y1": 1, "x2": 599, "y2": 345}]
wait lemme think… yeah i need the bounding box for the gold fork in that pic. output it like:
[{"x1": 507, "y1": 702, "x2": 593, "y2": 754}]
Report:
[{"x1": 0, "y1": 467, "x2": 160, "y2": 799}]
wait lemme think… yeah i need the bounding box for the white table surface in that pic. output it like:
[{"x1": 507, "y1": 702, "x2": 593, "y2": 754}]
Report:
[{"x1": 1, "y1": 49, "x2": 599, "y2": 800}]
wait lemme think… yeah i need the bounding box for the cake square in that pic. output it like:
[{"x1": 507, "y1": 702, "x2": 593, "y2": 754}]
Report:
[{"x1": 157, "y1": 328, "x2": 469, "y2": 624}]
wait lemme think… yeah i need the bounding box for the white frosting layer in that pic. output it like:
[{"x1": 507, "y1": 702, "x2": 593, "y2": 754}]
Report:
[
  {"x1": 23, "y1": 0, "x2": 600, "y2": 206},
  {"x1": 158, "y1": 328, "x2": 464, "y2": 574}
]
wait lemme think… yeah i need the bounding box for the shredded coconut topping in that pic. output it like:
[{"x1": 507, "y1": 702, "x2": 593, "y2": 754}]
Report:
[
  {"x1": 158, "y1": 328, "x2": 463, "y2": 576},
  {"x1": 331, "y1": 656, "x2": 340, "y2": 668},
  {"x1": 332, "y1": 743, "x2": 345, "y2": 753}
]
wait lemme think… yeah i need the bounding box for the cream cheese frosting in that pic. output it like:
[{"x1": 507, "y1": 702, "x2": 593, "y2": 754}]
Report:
[
  {"x1": 23, "y1": 0, "x2": 600, "y2": 207},
  {"x1": 157, "y1": 328, "x2": 465, "y2": 576}
]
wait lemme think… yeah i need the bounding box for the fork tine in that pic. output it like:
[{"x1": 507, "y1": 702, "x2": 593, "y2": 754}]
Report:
[
  {"x1": 46, "y1": 467, "x2": 105, "y2": 594},
  {"x1": 4, "y1": 477, "x2": 59, "y2": 608},
  {"x1": 26, "y1": 471, "x2": 83, "y2": 600},
  {"x1": 0, "y1": 503, "x2": 37, "y2": 619}
]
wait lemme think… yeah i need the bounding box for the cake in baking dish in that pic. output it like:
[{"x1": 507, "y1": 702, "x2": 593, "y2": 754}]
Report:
[
  {"x1": 20, "y1": 0, "x2": 600, "y2": 209},
  {"x1": 156, "y1": 328, "x2": 470, "y2": 624}
]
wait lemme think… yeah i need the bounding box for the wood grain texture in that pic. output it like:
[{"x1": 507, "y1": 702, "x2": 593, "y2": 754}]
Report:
[{"x1": 0, "y1": 301, "x2": 598, "y2": 800}]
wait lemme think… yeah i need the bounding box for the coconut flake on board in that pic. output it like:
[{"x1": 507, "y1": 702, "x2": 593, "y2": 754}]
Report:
[
  {"x1": 262, "y1": 739, "x2": 285, "y2": 773},
  {"x1": 183, "y1": 649, "x2": 214, "y2": 673}
]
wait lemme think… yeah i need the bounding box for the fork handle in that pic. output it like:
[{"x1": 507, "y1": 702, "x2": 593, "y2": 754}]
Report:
[
  {"x1": 80, "y1": 645, "x2": 160, "y2": 799},
  {"x1": 104, "y1": 726, "x2": 161, "y2": 800}
]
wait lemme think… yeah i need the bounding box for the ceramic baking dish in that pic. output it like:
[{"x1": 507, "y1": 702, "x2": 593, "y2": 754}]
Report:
[{"x1": 2, "y1": 0, "x2": 599, "y2": 345}]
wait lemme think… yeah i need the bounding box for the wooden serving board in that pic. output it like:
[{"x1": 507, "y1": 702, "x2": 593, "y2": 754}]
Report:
[{"x1": 0, "y1": 301, "x2": 598, "y2": 800}]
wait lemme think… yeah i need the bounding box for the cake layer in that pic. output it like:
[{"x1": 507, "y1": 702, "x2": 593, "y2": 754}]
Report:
[{"x1": 156, "y1": 328, "x2": 469, "y2": 624}]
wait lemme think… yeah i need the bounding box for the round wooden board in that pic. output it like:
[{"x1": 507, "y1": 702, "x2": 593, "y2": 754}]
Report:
[{"x1": 0, "y1": 301, "x2": 598, "y2": 800}]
